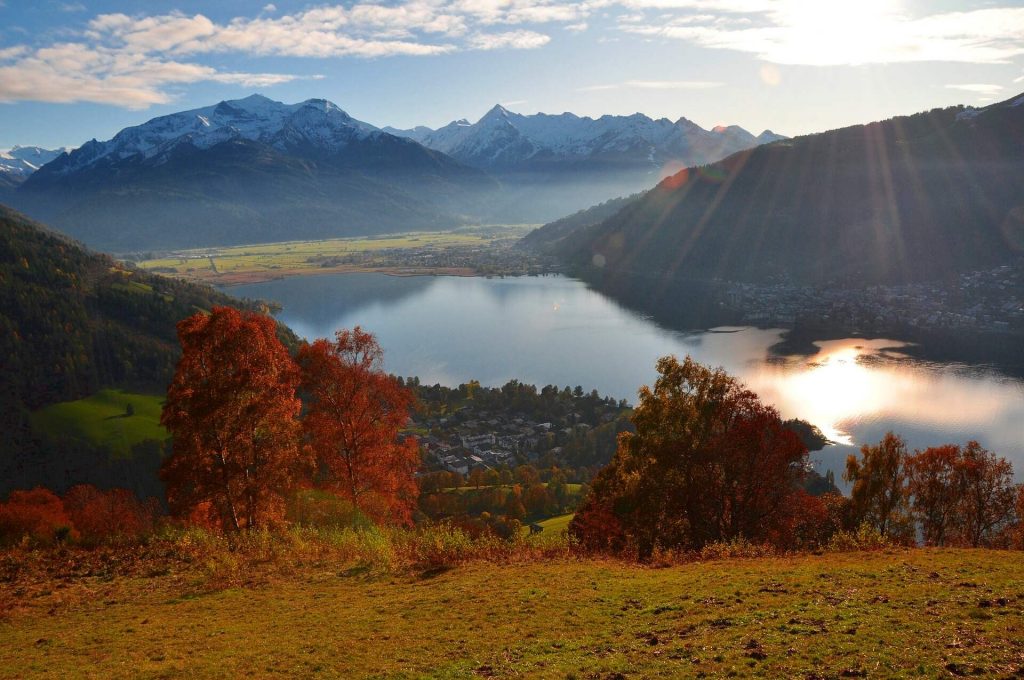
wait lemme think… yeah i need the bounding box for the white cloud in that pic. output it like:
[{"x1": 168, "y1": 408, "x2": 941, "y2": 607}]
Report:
[
  {"x1": 619, "y1": 1, "x2": 1024, "y2": 66},
  {"x1": 0, "y1": 2, "x2": 596, "y2": 108},
  {"x1": 469, "y1": 30, "x2": 551, "y2": 50},
  {"x1": 945, "y1": 83, "x2": 1004, "y2": 95},
  {"x1": 578, "y1": 79, "x2": 723, "y2": 91},
  {"x1": 626, "y1": 79, "x2": 723, "y2": 89},
  {"x1": 0, "y1": 41, "x2": 311, "y2": 109}
]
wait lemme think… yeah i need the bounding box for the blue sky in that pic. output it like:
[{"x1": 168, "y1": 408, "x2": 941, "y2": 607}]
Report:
[{"x1": 2, "y1": 0, "x2": 1023, "y2": 149}]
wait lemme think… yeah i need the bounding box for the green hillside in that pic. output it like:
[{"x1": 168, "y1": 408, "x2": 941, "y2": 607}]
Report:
[
  {"x1": 0, "y1": 204, "x2": 296, "y2": 497},
  {"x1": 30, "y1": 390, "x2": 167, "y2": 459}
]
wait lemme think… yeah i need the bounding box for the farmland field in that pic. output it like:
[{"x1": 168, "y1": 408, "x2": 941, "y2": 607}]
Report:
[{"x1": 135, "y1": 225, "x2": 538, "y2": 286}]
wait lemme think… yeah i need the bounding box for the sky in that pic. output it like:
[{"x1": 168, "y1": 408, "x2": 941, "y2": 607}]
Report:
[{"x1": 2, "y1": 0, "x2": 1024, "y2": 149}]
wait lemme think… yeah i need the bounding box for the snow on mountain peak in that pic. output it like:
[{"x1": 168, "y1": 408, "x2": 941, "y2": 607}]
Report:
[
  {"x1": 48, "y1": 95, "x2": 381, "y2": 176},
  {"x1": 0, "y1": 145, "x2": 69, "y2": 178}
]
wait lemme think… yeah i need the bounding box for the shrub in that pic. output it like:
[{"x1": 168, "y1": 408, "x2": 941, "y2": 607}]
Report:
[
  {"x1": 0, "y1": 487, "x2": 76, "y2": 545},
  {"x1": 826, "y1": 523, "x2": 896, "y2": 553},
  {"x1": 63, "y1": 485, "x2": 159, "y2": 543}
]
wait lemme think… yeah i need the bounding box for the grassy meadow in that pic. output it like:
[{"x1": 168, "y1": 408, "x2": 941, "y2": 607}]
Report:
[
  {"x1": 521, "y1": 513, "x2": 575, "y2": 536},
  {"x1": 135, "y1": 226, "x2": 534, "y2": 285},
  {"x1": 30, "y1": 390, "x2": 167, "y2": 457},
  {"x1": 1, "y1": 536, "x2": 1022, "y2": 679}
]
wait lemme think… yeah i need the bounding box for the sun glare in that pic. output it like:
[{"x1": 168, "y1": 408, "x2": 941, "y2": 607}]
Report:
[{"x1": 772, "y1": 0, "x2": 906, "y2": 66}]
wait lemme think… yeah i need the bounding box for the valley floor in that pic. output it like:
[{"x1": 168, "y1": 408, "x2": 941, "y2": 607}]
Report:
[{"x1": 2, "y1": 549, "x2": 1022, "y2": 678}]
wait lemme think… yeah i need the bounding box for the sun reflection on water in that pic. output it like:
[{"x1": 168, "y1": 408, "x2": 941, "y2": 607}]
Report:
[{"x1": 744, "y1": 338, "x2": 1017, "y2": 451}]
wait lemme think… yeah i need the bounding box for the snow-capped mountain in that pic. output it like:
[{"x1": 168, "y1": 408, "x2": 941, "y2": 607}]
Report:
[
  {"x1": 45, "y1": 94, "x2": 383, "y2": 177},
  {"x1": 14, "y1": 95, "x2": 495, "y2": 251},
  {"x1": 386, "y1": 104, "x2": 785, "y2": 171},
  {"x1": 0, "y1": 146, "x2": 69, "y2": 179}
]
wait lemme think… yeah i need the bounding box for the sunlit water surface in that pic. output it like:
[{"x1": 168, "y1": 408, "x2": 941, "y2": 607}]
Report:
[{"x1": 231, "y1": 274, "x2": 1024, "y2": 483}]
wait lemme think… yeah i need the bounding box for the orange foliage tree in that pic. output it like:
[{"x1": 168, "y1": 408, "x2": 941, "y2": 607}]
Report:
[
  {"x1": 956, "y1": 441, "x2": 1016, "y2": 547},
  {"x1": 63, "y1": 485, "x2": 159, "y2": 542},
  {"x1": 160, "y1": 307, "x2": 304, "y2": 532},
  {"x1": 844, "y1": 432, "x2": 913, "y2": 541},
  {"x1": 570, "y1": 356, "x2": 808, "y2": 557},
  {"x1": 906, "y1": 444, "x2": 964, "y2": 546},
  {"x1": 297, "y1": 327, "x2": 419, "y2": 525},
  {"x1": 0, "y1": 487, "x2": 74, "y2": 544}
]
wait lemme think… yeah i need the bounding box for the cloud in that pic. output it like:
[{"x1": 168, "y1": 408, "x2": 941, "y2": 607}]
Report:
[
  {"x1": 0, "y1": 41, "x2": 311, "y2": 109},
  {"x1": 945, "y1": 83, "x2": 1004, "y2": 95},
  {"x1": 578, "y1": 79, "x2": 723, "y2": 91},
  {"x1": 469, "y1": 30, "x2": 551, "y2": 50},
  {"x1": 626, "y1": 79, "x2": 723, "y2": 89},
  {"x1": 619, "y1": 2, "x2": 1024, "y2": 66},
  {"x1": 0, "y1": 2, "x2": 596, "y2": 108}
]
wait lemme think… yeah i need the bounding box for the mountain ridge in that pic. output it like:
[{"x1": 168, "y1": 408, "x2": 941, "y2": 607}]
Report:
[
  {"x1": 11, "y1": 95, "x2": 496, "y2": 252},
  {"x1": 527, "y1": 92, "x2": 1024, "y2": 287},
  {"x1": 385, "y1": 103, "x2": 786, "y2": 172}
]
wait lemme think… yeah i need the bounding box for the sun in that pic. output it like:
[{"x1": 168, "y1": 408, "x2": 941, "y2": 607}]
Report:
[{"x1": 770, "y1": 0, "x2": 907, "y2": 66}]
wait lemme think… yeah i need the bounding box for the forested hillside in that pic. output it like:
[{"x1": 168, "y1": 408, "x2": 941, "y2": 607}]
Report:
[
  {"x1": 0, "y1": 205, "x2": 294, "y2": 497},
  {"x1": 533, "y1": 94, "x2": 1024, "y2": 287}
]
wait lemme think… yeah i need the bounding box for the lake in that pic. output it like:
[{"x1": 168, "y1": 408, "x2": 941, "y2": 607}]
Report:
[{"x1": 230, "y1": 273, "x2": 1024, "y2": 483}]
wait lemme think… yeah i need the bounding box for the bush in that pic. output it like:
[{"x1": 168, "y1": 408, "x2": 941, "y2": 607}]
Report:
[
  {"x1": 0, "y1": 487, "x2": 76, "y2": 545},
  {"x1": 826, "y1": 523, "x2": 896, "y2": 553},
  {"x1": 63, "y1": 485, "x2": 159, "y2": 543}
]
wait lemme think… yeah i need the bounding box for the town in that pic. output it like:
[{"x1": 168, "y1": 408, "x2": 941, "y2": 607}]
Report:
[{"x1": 724, "y1": 258, "x2": 1024, "y2": 334}]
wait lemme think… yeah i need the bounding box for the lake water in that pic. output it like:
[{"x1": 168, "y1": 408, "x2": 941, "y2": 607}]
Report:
[{"x1": 230, "y1": 273, "x2": 1024, "y2": 483}]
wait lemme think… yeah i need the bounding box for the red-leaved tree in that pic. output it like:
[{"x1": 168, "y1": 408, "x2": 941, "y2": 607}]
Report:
[
  {"x1": 63, "y1": 485, "x2": 159, "y2": 542},
  {"x1": 570, "y1": 355, "x2": 809, "y2": 557},
  {"x1": 0, "y1": 487, "x2": 74, "y2": 544},
  {"x1": 297, "y1": 327, "x2": 419, "y2": 525},
  {"x1": 160, "y1": 307, "x2": 304, "y2": 532}
]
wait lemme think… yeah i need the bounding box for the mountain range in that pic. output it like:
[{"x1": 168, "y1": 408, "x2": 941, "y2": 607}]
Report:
[
  {"x1": 385, "y1": 104, "x2": 783, "y2": 172},
  {"x1": 385, "y1": 105, "x2": 784, "y2": 222},
  {"x1": 8, "y1": 95, "x2": 495, "y2": 251},
  {"x1": 524, "y1": 93, "x2": 1024, "y2": 290},
  {"x1": 2, "y1": 95, "x2": 782, "y2": 252},
  {"x1": 0, "y1": 146, "x2": 68, "y2": 181}
]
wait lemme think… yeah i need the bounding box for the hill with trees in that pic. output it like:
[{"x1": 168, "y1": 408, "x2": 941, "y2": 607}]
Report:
[
  {"x1": 527, "y1": 92, "x2": 1024, "y2": 289},
  {"x1": 0, "y1": 205, "x2": 295, "y2": 498}
]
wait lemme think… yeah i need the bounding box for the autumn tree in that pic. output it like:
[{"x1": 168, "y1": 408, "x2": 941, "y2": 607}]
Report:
[
  {"x1": 297, "y1": 327, "x2": 419, "y2": 526},
  {"x1": 956, "y1": 441, "x2": 1016, "y2": 547},
  {"x1": 844, "y1": 432, "x2": 912, "y2": 541},
  {"x1": 906, "y1": 444, "x2": 965, "y2": 546},
  {"x1": 0, "y1": 487, "x2": 74, "y2": 544},
  {"x1": 63, "y1": 485, "x2": 158, "y2": 542},
  {"x1": 160, "y1": 307, "x2": 304, "y2": 532},
  {"x1": 570, "y1": 356, "x2": 808, "y2": 557}
]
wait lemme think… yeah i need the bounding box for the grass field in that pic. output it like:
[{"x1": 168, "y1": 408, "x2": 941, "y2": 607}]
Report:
[
  {"x1": 522, "y1": 513, "x2": 575, "y2": 536},
  {"x1": 2, "y1": 548, "x2": 1021, "y2": 678},
  {"x1": 135, "y1": 226, "x2": 535, "y2": 285},
  {"x1": 30, "y1": 390, "x2": 168, "y2": 457}
]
